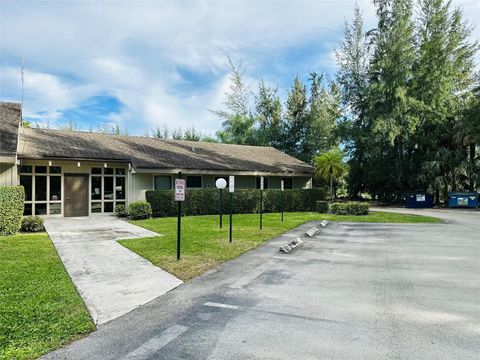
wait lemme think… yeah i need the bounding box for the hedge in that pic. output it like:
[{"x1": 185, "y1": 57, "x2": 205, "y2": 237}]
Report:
[
  {"x1": 145, "y1": 188, "x2": 326, "y2": 218},
  {"x1": 329, "y1": 201, "x2": 369, "y2": 215},
  {"x1": 21, "y1": 216, "x2": 45, "y2": 232},
  {"x1": 316, "y1": 200, "x2": 329, "y2": 213},
  {"x1": 128, "y1": 201, "x2": 152, "y2": 220},
  {"x1": 0, "y1": 186, "x2": 25, "y2": 236}
]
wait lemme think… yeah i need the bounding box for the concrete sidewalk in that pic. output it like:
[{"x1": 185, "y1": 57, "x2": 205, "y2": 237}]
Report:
[{"x1": 44, "y1": 216, "x2": 182, "y2": 325}]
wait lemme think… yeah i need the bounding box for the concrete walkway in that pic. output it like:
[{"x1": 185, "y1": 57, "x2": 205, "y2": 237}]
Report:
[{"x1": 44, "y1": 216, "x2": 182, "y2": 325}]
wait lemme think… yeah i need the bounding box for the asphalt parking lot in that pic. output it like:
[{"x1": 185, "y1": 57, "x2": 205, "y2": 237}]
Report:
[{"x1": 43, "y1": 209, "x2": 480, "y2": 360}]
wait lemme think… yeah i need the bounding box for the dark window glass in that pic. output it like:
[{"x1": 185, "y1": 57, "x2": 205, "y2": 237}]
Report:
[
  {"x1": 186, "y1": 176, "x2": 202, "y2": 188},
  {"x1": 104, "y1": 177, "x2": 114, "y2": 199},
  {"x1": 103, "y1": 202, "x2": 114, "y2": 213},
  {"x1": 20, "y1": 165, "x2": 32, "y2": 173},
  {"x1": 282, "y1": 177, "x2": 293, "y2": 189},
  {"x1": 23, "y1": 203, "x2": 32, "y2": 216},
  {"x1": 20, "y1": 175, "x2": 32, "y2": 201},
  {"x1": 91, "y1": 202, "x2": 102, "y2": 213},
  {"x1": 35, "y1": 166, "x2": 47, "y2": 173},
  {"x1": 104, "y1": 168, "x2": 114, "y2": 175},
  {"x1": 116, "y1": 168, "x2": 125, "y2": 175},
  {"x1": 49, "y1": 203, "x2": 61, "y2": 215},
  {"x1": 91, "y1": 167, "x2": 102, "y2": 174},
  {"x1": 50, "y1": 176, "x2": 61, "y2": 200},
  {"x1": 91, "y1": 177, "x2": 102, "y2": 200},
  {"x1": 115, "y1": 177, "x2": 125, "y2": 199},
  {"x1": 49, "y1": 166, "x2": 61, "y2": 174},
  {"x1": 35, "y1": 203, "x2": 47, "y2": 215},
  {"x1": 154, "y1": 176, "x2": 171, "y2": 190},
  {"x1": 35, "y1": 176, "x2": 47, "y2": 201},
  {"x1": 256, "y1": 177, "x2": 269, "y2": 190}
]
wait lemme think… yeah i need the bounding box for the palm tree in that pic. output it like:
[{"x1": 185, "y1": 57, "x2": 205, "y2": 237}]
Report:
[{"x1": 314, "y1": 148, "x2": 348, "y2": 201}]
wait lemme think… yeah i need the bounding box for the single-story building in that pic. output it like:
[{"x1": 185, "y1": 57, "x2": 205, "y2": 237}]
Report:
[{"x1": 0, "y1": 102, "x2": 314, "y2": 217}]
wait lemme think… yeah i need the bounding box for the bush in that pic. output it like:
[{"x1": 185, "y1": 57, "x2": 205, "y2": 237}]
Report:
[
  {"x1": 330, "y1": 201, "x2": 369, "y2": 215},
  {"x1": 0, "y1": 186, "x2": 25, "y2": 236},
  {"x1": 145, "y1": 188, "x2": 326, "y2": 218},
  {"x1": 114, "y1": 204, "x2": 128, "y2": 218},
  {"x1": 128, "y1": 201, "x2": 152, "y2": 220},
  {"x1": 21, "y1": 216, "x2": 45, "y2": 232},
  {"x1": 316, "y1": 200, "x2": 329, "y2": 213}
]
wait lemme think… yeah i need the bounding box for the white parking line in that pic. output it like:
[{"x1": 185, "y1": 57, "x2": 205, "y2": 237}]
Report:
[
  {"x1": 124, "y1": 324, "x2": 188, "y2": 359},
  {"x1": 204, "y1": 302, "x2": 240, "y2": 310},
  {"x1": 273, "y1": 256, "x2": 307, "y2": 262}
]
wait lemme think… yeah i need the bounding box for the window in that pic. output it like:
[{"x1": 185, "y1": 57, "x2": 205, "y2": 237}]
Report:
[
  {"x1": 20, "y1": 175, "x2": 32, "y2": 201},
  {"x1": 282, "y1": 177, "x2": 293, "y2": 189},
  {"x1": 35, "y1": 166, "x2": 47, "y2": 174},
  {"x1": 103, "y1": 202, "x2": 114, "y2": 213},
  {"x1": 104, "y1": 177, "x2": 114, "y2": 199},
  {"x1": 23, "y1": 203, "x2": 32, "y2": 216},
  {"x1": 50, "y1": 176, "x2": 61, "y2": 200},
  {"x1": 115, "y1": 177, "x2": 125, "y2": 199},
  {"x1": 91, "y1": 167, "x2": 102, "y2": 175},
  {"x1": 256, "y1": 177, "x2": 269, "y2": 190},
  {"x1": 35, "y1": 203, "x2": 47, "y2": 215},
  {"x1": 104, "y1": 168, "x2": 114, "y2": 175},
  {"x1": 49, "y1": 203, "x2": 61, "y2": 215},
  {"x1": 91, "y1": 177, "x2": 102, "y2": 200},
  {"x1": 49, "y1": 166, "x2": 61, "y2": 174},
  {"x1": 186, "y1": 176, "x2": 202, "y2": 188},
  {"x1": 91, "y1": 202, "x2": 102, "y2": 213},
  {"x1": 35, "y1": 176, "x2": 47, "y2": 201},
  {"x1": 116, "y1": 168, "x2": 125, "y2": 175},
  {"x1": 154, "y1": 175, "x2": 171, "y2": 190},
  {"x1": 20, "y1": 165, "x2": 32, "y2": 173}
]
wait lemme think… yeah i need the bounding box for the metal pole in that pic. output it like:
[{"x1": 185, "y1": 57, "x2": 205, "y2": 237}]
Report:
[
  {"x1": 177, "y1": 172, "x2": 181, "y2": 261},
  {"x1": 281, "y1": 190, "x2": 284, "y2": 222},
  {"x1": 260, "y1": 189, "x2": 263, "y2": 230},
  {"x1": 229, "y1": 192, "x2": 233, "y2": 243},
  {"x1": 219, "y1": 189, "x2": 223, "y2": 228}
]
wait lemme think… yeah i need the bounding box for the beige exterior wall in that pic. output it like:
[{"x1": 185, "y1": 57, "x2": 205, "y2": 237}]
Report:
[
  {"x1": 130, "y1": 173, "x2": 313, "y2": 202},
  {"x1": 0, "y1": 163, "x2": 17, "y2": 186}
]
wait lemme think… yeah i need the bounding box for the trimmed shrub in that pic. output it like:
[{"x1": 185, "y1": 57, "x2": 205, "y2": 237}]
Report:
[
  {"x1": 21, "y1": 216, "x2": 45, "y2": 232},
  {"x1": 0, "y1": 186, "x2": 25, "y2": 236},
  {"x1": 316, "y1": 200, "x2": 329, "y2": 213},
  {"x1": 114, "y1": 204, "x2": 128, "y2": 218},
  {"x1": 145, "y1": 188, "x2": 326, "y2": 218},
  {"x1": 330, "y1": 201, "x2": 369, "y2": 215},
  {"x1": 128, "y1": 201, "x2": 152, "y2": 220}
]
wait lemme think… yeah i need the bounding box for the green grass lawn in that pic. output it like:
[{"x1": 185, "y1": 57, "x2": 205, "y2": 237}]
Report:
[
  {"x1": 0, "y1": 233, "x2": 95, "y2": 360},
  {"x1": 122, "y1": 211, "x2": 441, "y2": 281}
]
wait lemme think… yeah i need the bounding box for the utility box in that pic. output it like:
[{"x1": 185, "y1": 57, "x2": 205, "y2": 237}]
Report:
[
  {"x1": 448, "y1": 192, "x2": 478, "y2": 208},
  {"x1": 404, "y1": 192, "x2": 434, "y2": 208}
]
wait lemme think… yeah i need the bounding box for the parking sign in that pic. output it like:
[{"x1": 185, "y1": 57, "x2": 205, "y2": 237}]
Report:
[{"x1": 175, "y1": 179, "x2": 185, "y2": 201}]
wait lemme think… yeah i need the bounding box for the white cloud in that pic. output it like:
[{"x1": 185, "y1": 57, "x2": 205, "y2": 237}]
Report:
[{"x1": 0, "y1": 0, "x2": 478, "y2": 134}]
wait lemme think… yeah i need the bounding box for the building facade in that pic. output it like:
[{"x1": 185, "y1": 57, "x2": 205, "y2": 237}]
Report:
[{"x1": 0, "y1": 102, "x2": 314, "y2": 217}]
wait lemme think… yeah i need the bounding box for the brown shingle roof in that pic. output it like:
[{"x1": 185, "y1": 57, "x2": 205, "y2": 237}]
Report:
[
  {"x1": 0, "y1": 102, "x2": 21, "y2": 159},
  {"x1": 17, "y1": 127, "x2": 313, "y2": 175}
]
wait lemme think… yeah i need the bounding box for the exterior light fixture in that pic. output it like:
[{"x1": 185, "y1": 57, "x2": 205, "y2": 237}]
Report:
[
  {"x1": 48, "y1": 160, "x2": 52, "y2": 166},
  {"x1": 104, "y1": 163, "x2": 108, "y2": 168},
  {"x1": 77, "y1": 162, "x2": 81, "y2": 167},
  {"x1": 215, "y1": 178, "x2": 227, "y2": 228}
]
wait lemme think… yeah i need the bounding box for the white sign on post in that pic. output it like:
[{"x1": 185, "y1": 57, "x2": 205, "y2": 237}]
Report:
[
  {"x1": 281, "y1": 180, "x2": 284, "y2": 192},
  {"x1": 260, "y1": 176, "x2": 264, "y2": 190},
  {"x1": 229, "y1": 176, "x2": 235, "y2": 193},
  {"x1": 175, "y1": 179, "x2": 186, "y2": 201}
]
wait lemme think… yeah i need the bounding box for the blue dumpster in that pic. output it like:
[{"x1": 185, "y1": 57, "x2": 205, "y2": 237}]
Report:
[
  {"x1": 404, "y1": 192, "x2": 434, "y2": 208},
  {"x1": 448, "y1": 192, "x2": 478, "y2": 208}
]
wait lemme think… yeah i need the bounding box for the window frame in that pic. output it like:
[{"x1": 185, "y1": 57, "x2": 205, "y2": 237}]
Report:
[{"x1": 186, "y1": 175, "x2": 203, "y2": 188}]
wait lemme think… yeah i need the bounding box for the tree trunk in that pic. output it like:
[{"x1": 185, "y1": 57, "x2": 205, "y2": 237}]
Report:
[
  {"x1": 469, "y1": 142, "x2": 476, "y2": 191},
  {"x1": 330, "y1": 176, "x2": 334, "y2": 202}
]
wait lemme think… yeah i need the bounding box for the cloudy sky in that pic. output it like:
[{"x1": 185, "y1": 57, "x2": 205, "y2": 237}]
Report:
[{"x1": 1, "y1": 0, "x2": 478, "y2": 136}]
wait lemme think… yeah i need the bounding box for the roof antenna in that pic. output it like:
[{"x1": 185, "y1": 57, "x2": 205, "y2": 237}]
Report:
[{"x1": 21, "y1": 54, "x2": 25, "y2": 115}]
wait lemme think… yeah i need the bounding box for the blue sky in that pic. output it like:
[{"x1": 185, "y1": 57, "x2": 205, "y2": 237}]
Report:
[{"x1": 1, "y1": 0, "x2": 478, "y2": 136}]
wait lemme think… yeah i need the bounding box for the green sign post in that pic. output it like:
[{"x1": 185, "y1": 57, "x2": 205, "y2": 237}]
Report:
[
  {"x1": 281, "y1": 179, "x2": 284, "y2": 222},
  {"x1": 175, "y1": 172, "x2": 185, "y2": 261},
  {"x1": 259, "y1": 176, "x2": 264, "y2": 230},
  {"x1": 229, "y1": 176, "x2": 234, "y2": 242}
]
